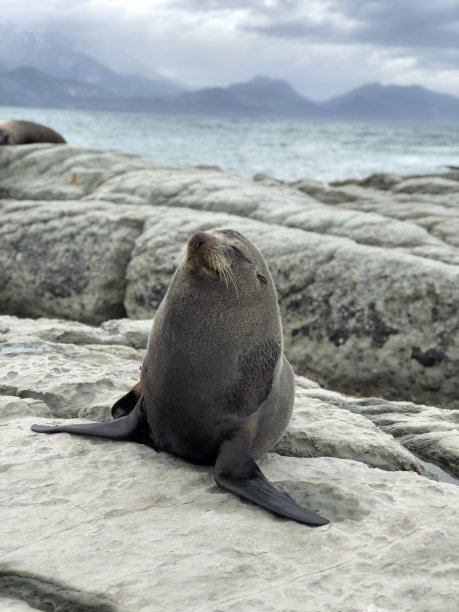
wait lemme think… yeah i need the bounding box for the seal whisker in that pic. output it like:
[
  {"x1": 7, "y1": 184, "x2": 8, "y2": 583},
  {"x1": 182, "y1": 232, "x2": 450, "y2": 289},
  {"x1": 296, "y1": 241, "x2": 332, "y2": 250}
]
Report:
[
  {"x1": 211, "y1": 251, "x2": 224, "y2": 286},
  {"x1": 221, "y1": 266, "x2": 231, "y2": 291},
  {"x1": 218, "y1": 254, "x2": 230, "y2": 290},
  {"x1": 212, "y1": 249, "x2": 228, "y2": 288},
  {"x1": 219, "y1": 262, "x2": 229, "y2": 289},
  {"x1": 226, "y1": 265, "x2": 240, "y2": 302}
]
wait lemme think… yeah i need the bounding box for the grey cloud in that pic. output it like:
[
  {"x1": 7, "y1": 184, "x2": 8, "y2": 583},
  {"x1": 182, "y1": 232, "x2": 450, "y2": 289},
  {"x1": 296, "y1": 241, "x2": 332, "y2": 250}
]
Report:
[
  {"x1": 248, "y1": 0, "x2": 459, "y2": 50},
  {"x1": 1, "y1": 0, "x2": 459, "y2": 99},
  {"x1": 171, "y1": 0, "x2": 302, "y2": 11}
]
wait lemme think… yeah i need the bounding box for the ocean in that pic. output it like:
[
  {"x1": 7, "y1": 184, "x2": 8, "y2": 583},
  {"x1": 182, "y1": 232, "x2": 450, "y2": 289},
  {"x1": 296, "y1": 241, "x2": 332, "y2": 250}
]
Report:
[{"x1": 3, "y1": 105, "x2": 459, "y2": 181}]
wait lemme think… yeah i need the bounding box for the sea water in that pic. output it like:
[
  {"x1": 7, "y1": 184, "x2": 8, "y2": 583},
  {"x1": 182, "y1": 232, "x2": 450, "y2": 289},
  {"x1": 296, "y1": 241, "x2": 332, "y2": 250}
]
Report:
[{"x1": 2, "y1": 105, "x2": 459, "y2": 181}]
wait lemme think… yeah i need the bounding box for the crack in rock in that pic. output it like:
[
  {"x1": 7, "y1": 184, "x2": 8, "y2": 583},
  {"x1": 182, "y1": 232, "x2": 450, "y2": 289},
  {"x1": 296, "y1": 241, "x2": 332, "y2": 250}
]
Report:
[{"x1": 0, "y1": 567, "x2": 116, "y2": 612}]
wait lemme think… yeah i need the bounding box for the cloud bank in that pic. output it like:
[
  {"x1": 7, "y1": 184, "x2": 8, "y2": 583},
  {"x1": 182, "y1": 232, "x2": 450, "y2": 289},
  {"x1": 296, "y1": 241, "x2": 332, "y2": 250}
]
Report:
[{"x1": 2, "y1": 0, "x2": 459, "y2": 98}]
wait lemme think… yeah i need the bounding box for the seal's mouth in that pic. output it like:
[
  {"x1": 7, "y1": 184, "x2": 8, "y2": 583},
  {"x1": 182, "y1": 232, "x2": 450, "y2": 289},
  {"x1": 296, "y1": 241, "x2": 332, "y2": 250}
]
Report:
[{"x1": 185, "y1": 231, "x2": 239, "y2": 297}]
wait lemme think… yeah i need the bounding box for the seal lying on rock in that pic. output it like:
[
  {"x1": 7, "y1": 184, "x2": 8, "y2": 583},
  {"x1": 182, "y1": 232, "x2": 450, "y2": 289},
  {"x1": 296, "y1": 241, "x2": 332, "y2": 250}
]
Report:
[
  {"x1": 32, "y1": 229, "x2": 329, "y2": 527},
  {"x1": 0, "y1": 120, "x2": 66, "y2": 145}
]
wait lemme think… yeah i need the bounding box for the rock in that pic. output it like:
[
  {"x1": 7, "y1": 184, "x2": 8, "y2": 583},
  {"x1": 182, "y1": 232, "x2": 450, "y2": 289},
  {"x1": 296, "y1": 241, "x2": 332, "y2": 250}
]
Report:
[
  {"x1": 0, "y1": 144, "x2": 153, "y2": 200},
  {"x1": 0, "y1": 320, "x2": 141, "y2": 420},
  {"x1": 0, "y1": 395, "x2": 52, "y2": 422},
  {"x1": 124, "y1": 207, "x2": 459, "y2": 410},
  {"x1": 394, "y1": 176, "x2": 459, "y2": 195},
  {"x1": 346, "y1": 172, "x2": 402, "y2": 191},
  {"x1": 0, "y1": 315, "x2": 426, "y2": 474},
  {"x1": 275, "y1": 388, "x2": 421, "y2": 473},
  {"x1": 0, "y1": 314, "x2": 132, "y2": 347},
  {"x1": 0, "y1": 145, "x2": 458, "y2": 409},
  {"x1": 1, "y1": 415, "x2": 458, "y2": 611},
  {"x1": 0, "y1": 201, "x2": 148, "y2": 323},
  {"x1": 101, "y1": 318, "x2": 152, "y2": 350},
  {"x1": 1, "y1": 314, "x2": 459, "y2": 609},
  {"x1": 301, "y1": 388, "x2": 459, "y2": 478}
]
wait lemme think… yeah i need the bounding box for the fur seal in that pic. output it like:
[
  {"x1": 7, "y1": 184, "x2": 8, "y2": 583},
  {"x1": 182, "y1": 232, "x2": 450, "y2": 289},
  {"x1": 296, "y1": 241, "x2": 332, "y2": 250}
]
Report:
[
  {"x1": 0, "y1": 120, "x2": 66, "y2": 145},
  {"x1": 32, "y1": 229, "x2": 329, "y2": 527}
]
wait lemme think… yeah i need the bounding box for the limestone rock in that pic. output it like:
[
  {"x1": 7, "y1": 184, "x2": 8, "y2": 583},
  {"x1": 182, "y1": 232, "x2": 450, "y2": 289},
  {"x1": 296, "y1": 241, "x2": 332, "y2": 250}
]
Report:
[
  {"x1": 0, "y1": 395, "x2": 52, "y2": 422},
  {"x1": 0, "y1": 314, "x2": 132, "y2": 347},
  {"x1": 1, "y1": 416, "x2": 458, "y2": 612},
  {"x1": 101, "y1": 318, "x2": 152, "y2": 349},
  {"x1": 302, "y1": 387, "x2": 459, "y2": 478},
  {"x1": 0, "y1": 322, "x2": 141, "y2": 420},
  {"x1": 0, "y1": 200, "x2": 150, "y2": 323},
  {"x1": 0, "y1": 315, "x2": 425, "y2": 474},
  {"x1": 124, "y1": 207, "x2": 459, "y2": 410},
  {"x1": 1, "y1": 145, "x2": 458, "y2": 409},
  {"x1": 275, "y1": 388, "x2": 421, "y2": 472},
  {"x1": 1, "y1": 314, "x2": 459, "y2": 610}
]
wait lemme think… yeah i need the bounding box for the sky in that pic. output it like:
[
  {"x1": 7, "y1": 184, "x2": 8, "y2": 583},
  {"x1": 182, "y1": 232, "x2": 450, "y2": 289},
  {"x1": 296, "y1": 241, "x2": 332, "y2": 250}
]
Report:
[{"x1": 2, "y1": 0, "x2": 459, "y2": 99}]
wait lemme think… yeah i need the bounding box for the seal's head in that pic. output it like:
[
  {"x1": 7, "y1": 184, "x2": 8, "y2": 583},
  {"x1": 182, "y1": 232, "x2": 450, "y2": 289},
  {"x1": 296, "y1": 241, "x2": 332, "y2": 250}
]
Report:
[{"x1": 184, "y1": 228, "x2": 271, "y2": 300}]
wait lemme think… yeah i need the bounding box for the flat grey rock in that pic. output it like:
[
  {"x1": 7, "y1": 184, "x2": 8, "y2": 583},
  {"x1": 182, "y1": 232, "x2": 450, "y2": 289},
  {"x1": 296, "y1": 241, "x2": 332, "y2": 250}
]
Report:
[
  {"x1": 0, "y1": 319, "x2": 141, "y2": 420},
  {"x1": 1, "y1": 417, "x2": 458, "y2": 612},
  {"x1": 302, "y1": 387, "x2": 459, "y2": 478},
  {"x1": 1, "y1": 315, "x2": 459, "y2": 610},
  {"x1": 276, "y1": 388, "x2": 421, "y2": 473},
  {"x1": 0, "y1": 315, "x2": 423, "y2": 473}
]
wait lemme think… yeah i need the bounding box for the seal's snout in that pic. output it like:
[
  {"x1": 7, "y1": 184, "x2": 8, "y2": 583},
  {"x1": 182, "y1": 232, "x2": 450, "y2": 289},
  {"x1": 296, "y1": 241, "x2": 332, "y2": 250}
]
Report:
[
  {"x1": 185, "y1": 230, "x2": 232, "y2": 285},
  {"x1": 189, "y1": 232, "x2": 208, "y2": 251}
]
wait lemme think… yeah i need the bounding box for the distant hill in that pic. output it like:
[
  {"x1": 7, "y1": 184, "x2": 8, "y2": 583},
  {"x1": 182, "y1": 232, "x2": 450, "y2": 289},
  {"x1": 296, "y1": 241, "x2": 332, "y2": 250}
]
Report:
[
  {"x1": 0, "y1": 67, "x2": 120, "y2": 109},
  {"x1": 1, "y1": 54, "x2": 459, "y2": 124},
  {"x1": 1, "y1": 21, "x2": 459, "y2": 123},
  {"x1": 0, "y1": 21, "x2": 184, "y2": 98},
  {"x1": 0, "y1": 69, "x2": 326, "y2": 117},
  {"x1": 325, "y1": 82, "x2": 459, "y2": 123},
  {"x1": 146, "y1": 76, "x2": 324, "y2": 118}
]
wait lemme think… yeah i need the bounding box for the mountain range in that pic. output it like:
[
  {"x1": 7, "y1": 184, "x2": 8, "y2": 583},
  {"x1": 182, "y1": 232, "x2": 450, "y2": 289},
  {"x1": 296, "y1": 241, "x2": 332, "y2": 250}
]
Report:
[
  {"x1": 1, "y1": 22, "x2": 459, "y2": 124},
  {"x1": 0, "y1": 21, "x2": 184, "y2": 99}
]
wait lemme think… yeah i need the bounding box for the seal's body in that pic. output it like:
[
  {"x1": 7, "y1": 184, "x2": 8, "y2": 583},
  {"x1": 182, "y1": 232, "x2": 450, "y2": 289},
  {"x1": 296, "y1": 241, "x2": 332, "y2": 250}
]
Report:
[
  {"x1": 32, "y1": 229, "x2": 329, "y2": 527},
  {"x1": 0, "y1": 120, "x2": 66, "y2": 145},
  {"x1": 142, "y1": 229, "x2": 294, "y2": 464}
]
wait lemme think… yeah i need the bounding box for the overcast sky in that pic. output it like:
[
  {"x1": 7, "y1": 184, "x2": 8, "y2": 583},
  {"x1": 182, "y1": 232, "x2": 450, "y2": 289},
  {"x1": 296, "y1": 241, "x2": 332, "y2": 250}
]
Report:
[{"x1": 3, "y1": 0, "x2": 459, "y2": 99}]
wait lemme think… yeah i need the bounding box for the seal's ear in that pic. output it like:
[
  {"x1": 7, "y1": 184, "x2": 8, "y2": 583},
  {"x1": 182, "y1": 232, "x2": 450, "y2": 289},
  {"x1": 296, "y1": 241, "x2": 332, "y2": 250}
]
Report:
[{"x1": 0, "y1": 130, "x2": 9, "y2": 145}]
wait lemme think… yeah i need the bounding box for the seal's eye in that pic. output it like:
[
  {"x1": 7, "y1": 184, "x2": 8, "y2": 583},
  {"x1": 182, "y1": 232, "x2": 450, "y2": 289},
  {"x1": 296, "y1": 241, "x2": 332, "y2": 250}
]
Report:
[
  {"x1": 257, "y1": 274, "x2": 267, "y2": 284},
  {"x1": 231, "y1": 244, "x2": 251, "y2": 263}
]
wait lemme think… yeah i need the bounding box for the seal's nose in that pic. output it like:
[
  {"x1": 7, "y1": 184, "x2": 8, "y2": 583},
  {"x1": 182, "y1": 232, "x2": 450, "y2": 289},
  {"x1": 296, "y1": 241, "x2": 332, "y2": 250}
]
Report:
[{"x1": 190, "y1": 232, "x2": 207, "y2": 250}]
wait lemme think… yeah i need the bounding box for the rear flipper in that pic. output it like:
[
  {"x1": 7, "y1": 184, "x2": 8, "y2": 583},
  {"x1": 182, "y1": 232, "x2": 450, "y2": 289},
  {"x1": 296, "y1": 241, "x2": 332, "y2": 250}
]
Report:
[
  {"x1": 215, "y1": 435, "x2": 329, "y2": 527},
  {"x1": 31, "y1": 398, "x2": 157, "y2": 449}
]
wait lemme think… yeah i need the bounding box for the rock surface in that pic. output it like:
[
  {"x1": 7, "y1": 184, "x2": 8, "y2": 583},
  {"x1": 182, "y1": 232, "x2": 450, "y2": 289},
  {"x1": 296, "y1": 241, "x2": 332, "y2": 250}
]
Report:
[
  {"x1": 1, "y1": 145, "x2": 458, "y2": 411},
  {"x1": 0, "y1": 315, "x2": 423, "y2": 474},
  {"x1": 300, "y1": 388, "x2": 459, "y2": 481},
  {"x1": 2, "y1": 418, "x2": 459, "y2": 612},
  {"x1": 1, "y1": 315, "x2": 459, "y2": 610},
  {"x1": 2, "y1": 314, "x2": 459, "y2": 480}
]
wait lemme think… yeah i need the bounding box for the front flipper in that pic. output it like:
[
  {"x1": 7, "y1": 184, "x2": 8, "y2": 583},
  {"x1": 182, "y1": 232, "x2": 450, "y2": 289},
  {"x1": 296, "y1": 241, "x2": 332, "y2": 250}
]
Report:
[
  {"x1": 31, "y1": 397, "x2": 149, "y2": 444},
  {"x1": 111, "y1": 382, "x2": 141, "y2": 419},
  {"x1": 215, "y1": 435, "x2": 329, "y2": 527}
]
